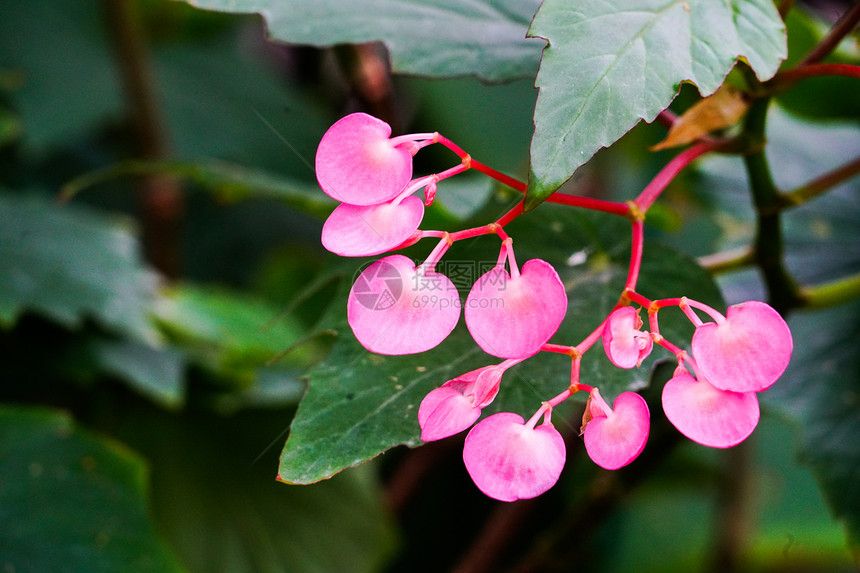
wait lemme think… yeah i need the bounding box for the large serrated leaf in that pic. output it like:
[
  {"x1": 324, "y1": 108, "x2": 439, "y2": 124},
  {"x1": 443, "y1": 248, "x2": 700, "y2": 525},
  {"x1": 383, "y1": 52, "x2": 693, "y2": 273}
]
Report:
[
  {"x1": 0, "y1": 192, "x2": 159, "y2": 342},
  {"x1": 0, "y1": 405, "x2": 185, "y2": 573},
  {"x1": 181, "y1": 0, "x2": 544, "y2": 81},
  {"x1": 279, "y1": 206, "x2": 723, "y2": 484},
  {"x1": 525, "y1": 0, "x2": 787, "y2": 208}
]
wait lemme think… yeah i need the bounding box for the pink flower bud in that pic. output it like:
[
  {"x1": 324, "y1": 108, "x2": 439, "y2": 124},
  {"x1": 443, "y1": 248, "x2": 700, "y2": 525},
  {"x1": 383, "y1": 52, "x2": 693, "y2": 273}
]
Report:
[
  {"x1": 463, "y1": 412, "x2": 566, "y2": 502},
  {"x1": 315, "y1": 113, "x2": 413, "y2": 206},
  {"x1": 602, "y1": 306, "x2": 653, "y2": 369},
  {"x1": 465, "y1": 259, "x2": 567, "y2": 359},
  {"x1": 581, "y1": 389, "x2": 649, "y2": 470},
  {"x1": 418, "y1": 366, "x2": 503, "y2": 441},
  {"x1": 691, "y1": 300, "x2": 792, "y2": 393}
]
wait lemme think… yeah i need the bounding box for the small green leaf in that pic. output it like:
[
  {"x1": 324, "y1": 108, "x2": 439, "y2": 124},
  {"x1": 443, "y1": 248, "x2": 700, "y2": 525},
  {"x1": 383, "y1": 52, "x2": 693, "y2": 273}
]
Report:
[
  {"x1": 0, "y1": 405, "x2": 185, "y2": 573},
  {"x1": 432, "y1": 175, "x2": 495, "y2": 221},
  {"x1": 0, "y1": 106, "x2": 22, "y2": 146},
  {"x1": 88, "y1": 338, "x2": 187, "y2": 409},
  {"x1": 526, "y1": 0, "x2": 787, "y2": 208},
  {"x1": 181, "y1": 0, "x2": 544, "y2": 81},
  {"x1": 153, "y1": 283, "x2": 312, "y2": 380},
  {"x1": 0, "y1": 192, "x2": 159, "y2": 342}
]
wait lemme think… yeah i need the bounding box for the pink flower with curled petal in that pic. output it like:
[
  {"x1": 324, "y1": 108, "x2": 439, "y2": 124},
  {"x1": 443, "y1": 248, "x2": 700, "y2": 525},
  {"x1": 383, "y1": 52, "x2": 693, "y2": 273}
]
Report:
[
  {"x1": 691, "y1": 300, "x2": 792, "y2": 393},
  {"x1": 661, "y1": 370, "x2": 760, "y2": 448},
  {"x1": 463, "y1": 412, "x2": 566, "y2": 502},
  {"x1": 602, "y1": 306, "x2": 653, "y2": 369},
  {"x1": 581, "y1": 388, "x2": 649, "y2": 470},
  {"x1": 315, "y1": 113, "x2": 414, "y2": 206},
  {"x1": 321, "y1": 195, "x2": 424, "y2": 257},
  {"x1": 465, "y1": 259, "x2": 567, "y2": 359},
  {"x1": 418, "y1": 365, "x2": 504, "y2": 441},
  {"x1": 347, "y1": 255, "x2": 460, "y2": 355}
]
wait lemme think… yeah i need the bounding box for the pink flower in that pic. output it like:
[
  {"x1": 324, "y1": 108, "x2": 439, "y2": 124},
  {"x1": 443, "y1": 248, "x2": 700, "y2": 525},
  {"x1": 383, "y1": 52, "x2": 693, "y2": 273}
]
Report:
[
  {"x1": 465, "y1": 259, "x2": 567, "y2": 359},
  {"x1": 418, "y1": 365, "x2": 504, "y2": 441},
  {"x1": 347, "y1": 255, "x2": 460, "y2": 355},
  {"x1": 463, "y1": 412, "x2": 566, "y2": 502},
  {"x1": 581, "y1": 388, "x2": 649, "y2": 470},
  {"x1": 315, "y1": 113, "x2": 414, "y2": 206},
  {"x1": 691, "y1": 300, "x2": 792, "y2": 393},
  {"x1": 602, "y1": 306, "x2": 653, "y2": 369},
  {"x1": 321, "y1": 195, "x2": 424, "y2": 257},
  {"x1": 661, "y1": 370, "x2": 760, "y2": 448}
]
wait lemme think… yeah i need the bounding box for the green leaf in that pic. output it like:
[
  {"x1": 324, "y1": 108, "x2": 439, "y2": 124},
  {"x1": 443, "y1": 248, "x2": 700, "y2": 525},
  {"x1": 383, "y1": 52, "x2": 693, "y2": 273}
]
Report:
[
  {"x1": 87, "y1": 338, "x2": 187, "y2": 409},
  {"x1": 181, "y1": 0, "x2": 544, "y2": 81},
  {"x1": 0, "y1": 106, "x2": 23, "y2": 147},
  {"x1": 116, "y1": 405, "x2": 395, "y2": 573},
  {"x1": 762, "y1": 300, "x2": 860, "y2": 554},
  {"x1": 0, "y1": 405, "x2": 185, "y2": 573},
  {"x1": 431, "y1": 175, "x2": 495, "y2": 221},
  {"x1": 525, "y1": 0, "x2": 787, "y2": 208},
  {"x1": 279, "y1": 206, "x2": 723, "y2": 484},
  {"x1": 278, "y1": 329, "x2": 487, "y2": 484},
  {"x1": 0, "y1": 0, "x2": 330, "y2": 175},
  {"x1": 153, "y1": 282, "x2": 314, "y2": 381},
  {"x1": 0, "y1": 192, "x2": 159, "y2": 342}
]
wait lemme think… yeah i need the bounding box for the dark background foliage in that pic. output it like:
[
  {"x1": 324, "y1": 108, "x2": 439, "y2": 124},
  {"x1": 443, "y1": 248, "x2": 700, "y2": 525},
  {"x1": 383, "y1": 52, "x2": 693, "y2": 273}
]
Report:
[{"x1": 0, "y1": 0, "x2": 857, "y2": 572}]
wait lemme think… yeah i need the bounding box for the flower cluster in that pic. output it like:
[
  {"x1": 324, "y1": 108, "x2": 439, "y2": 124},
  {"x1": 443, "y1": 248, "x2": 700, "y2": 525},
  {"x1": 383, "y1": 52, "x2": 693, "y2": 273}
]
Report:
[{"x1": 315, "y1": 113, "x2": 794, "y2": 502}]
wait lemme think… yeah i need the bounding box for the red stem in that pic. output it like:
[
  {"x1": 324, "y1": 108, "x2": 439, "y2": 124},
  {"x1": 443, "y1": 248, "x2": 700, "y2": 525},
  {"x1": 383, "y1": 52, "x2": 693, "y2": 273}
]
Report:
[
  {"x1": 495, "y1": 200, "x2": 525, "y2": 227},
  {"x1": 469, "y1": 158, "x2": 527, "y2": 192},
  {"x1": 625, "y1": 219, "x2": 645, "y2": 291},
  {"x1": 544, "y1": 193, "x2": 631, "y2": 217},
  {"x1": 633, "y1": 141, "x2": 721, "y2": 212},
  {"x1": 774, "y1": 63, "x2": 860, "y2": 84}
]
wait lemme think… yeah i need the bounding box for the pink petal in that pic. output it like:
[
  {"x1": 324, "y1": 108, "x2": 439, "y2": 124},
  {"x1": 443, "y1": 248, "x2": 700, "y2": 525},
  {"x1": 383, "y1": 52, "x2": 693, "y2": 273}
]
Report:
[
  {"x1": 661, "y1": 372, "x2": 760, "y2": 448},
  {"x1": 465, "y1": 259, "x2": 567, "y2": 359},
  {"x1": 321, "y1": 195, "x2": 424, "y2": 257},
  {"x1": 418, "y1": 366, "x2": 504, "y2": 441},
  {"x1": 347, "y1": 255, "x2": 460, "y2": 355},
  {"x1": 691, "y1": 301, "x2": 792, "y2": 393},
  {"x1": 463, "y1": 413, "x2": 566, "y2": 502},
  {"x1": 602, "y1": 307, "x2": 653, "y2": 369},
  {"x1": 582, "y1": 390, "x2": 649, "y2": 470},
  {"x1": 418, "y1": 387, "x2": 482, "y2": 441},
  {"x1": 315, "y1": 113, "x2": 413, "y2": 206}
]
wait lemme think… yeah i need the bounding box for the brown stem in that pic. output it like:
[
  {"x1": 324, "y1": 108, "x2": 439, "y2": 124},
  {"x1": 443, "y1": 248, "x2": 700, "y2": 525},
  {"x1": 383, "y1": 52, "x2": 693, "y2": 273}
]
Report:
[
  {"x1": 798, "y1": 1, "x2": 860, "y2": 66},
  {"x1": 104, "y1": 0, "x2": 183, "y2": 278},
  {"x1": 384, "y1": 440, "x2": 457, "y2": 515},
  {"x1": 779, "y1": 154, "x2": 860, "y2": 209},
  {"x1": 335, "y1": 42, "x2": 400, "y2": 132},
  {"x1": 709, "y1": 442, "x2": 752, "y2": 573},
  {"x1": 698, "y1": 245, "x2": 755, "y2": 273},
  {"x1": 451, "y1": 500, "x2": 539, "y2": 573}
]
